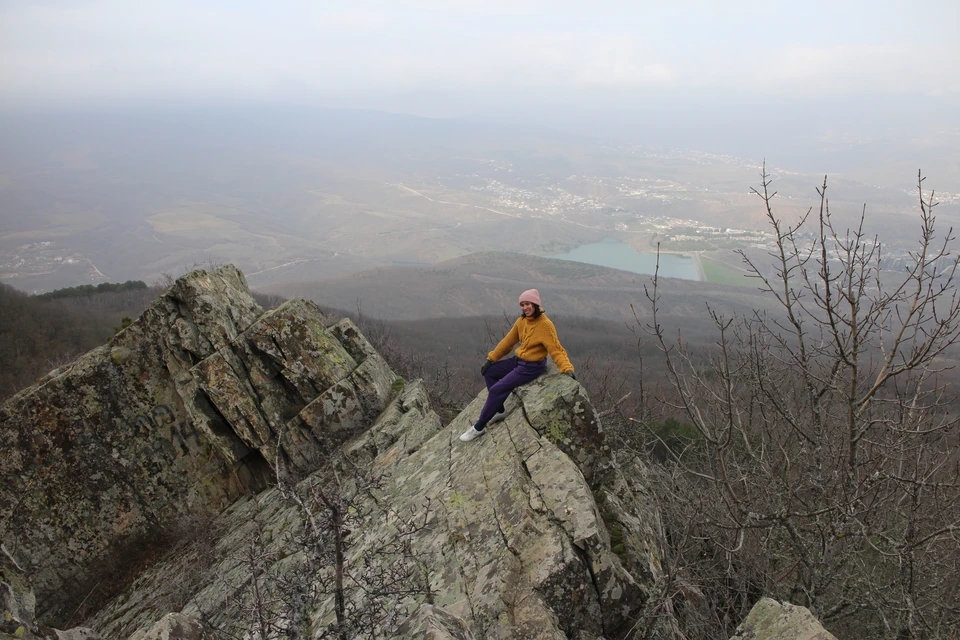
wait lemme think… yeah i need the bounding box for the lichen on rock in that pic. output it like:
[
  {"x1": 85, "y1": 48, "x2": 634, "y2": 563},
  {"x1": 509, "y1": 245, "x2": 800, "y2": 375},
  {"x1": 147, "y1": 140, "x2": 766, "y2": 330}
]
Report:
[
  {"x1": 515, "y1": 366, "x2": 608, "y2": 486},
  {"x1": 82, "y1": 373, "x2": 665, "y2": 639},
  {"x1": 0, "y1": 266, "x2": 408, "y2": 626},
  {"x1": 729, "y1": 598, "x2": 837, "y2": 640}
]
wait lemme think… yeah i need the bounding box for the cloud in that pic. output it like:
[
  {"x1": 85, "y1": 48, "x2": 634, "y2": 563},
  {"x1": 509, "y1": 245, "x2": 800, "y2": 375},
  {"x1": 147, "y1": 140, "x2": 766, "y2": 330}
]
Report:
[
  {"x1": 1, "y1": 0, "x2": 957, "y2": 109},
  {"x1": 360, "y1": 32, "x2": 675, "y2": 90},
  {"x1": 687, "y1": 44, "x2": 960, "y2": 95}
]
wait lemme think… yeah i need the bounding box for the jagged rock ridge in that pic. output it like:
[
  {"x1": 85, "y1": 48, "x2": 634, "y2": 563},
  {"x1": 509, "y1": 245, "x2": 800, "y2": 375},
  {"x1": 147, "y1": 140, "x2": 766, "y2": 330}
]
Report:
[
  {"x1": 84, "y1": 351, "x2": 666, "y2": 638},
  {"x1": 0, "y1": 266, "x2": 397, "y2": 623},
  {"x1": 1, "y1": 265, "x2": 837, "y2": 639}
]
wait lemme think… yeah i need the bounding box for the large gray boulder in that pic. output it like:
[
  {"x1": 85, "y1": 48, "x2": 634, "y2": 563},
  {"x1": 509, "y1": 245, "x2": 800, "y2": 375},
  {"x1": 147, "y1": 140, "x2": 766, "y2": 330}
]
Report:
[
  {"x1": 86, "y1": 375, "x2": 665, "y2": 640},
  {"x1": 0, "y1": 266, "x2": 397, "y2": 624},
  {"x1": 729, "y1": 598, "x2": 837, "y2": 640},
  {"x1": 128, "y1": 613, "x2": 213, "y2": 640}
]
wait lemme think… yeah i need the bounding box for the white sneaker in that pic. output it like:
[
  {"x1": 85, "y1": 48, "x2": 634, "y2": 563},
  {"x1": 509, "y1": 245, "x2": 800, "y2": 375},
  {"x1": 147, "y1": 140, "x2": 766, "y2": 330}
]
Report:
[
  {"x1": 489, "y1": 411, "x2": 507, "y2": 424},
  {"x1": 459, "y1": 426, "x2": 487, "y2": 441}
]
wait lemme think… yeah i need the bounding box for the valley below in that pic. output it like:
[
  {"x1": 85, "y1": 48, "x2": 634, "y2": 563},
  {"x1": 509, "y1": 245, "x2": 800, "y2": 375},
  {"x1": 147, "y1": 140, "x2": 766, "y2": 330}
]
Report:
[{"x1": 3, "y1": 109, "x2": 955, "y2": 296}]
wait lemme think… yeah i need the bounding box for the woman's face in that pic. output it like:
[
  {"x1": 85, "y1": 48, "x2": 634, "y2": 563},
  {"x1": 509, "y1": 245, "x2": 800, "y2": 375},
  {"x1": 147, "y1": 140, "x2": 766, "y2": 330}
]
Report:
[{"x1": 520, "y1": 301, "x2": 535, "y2": 317}]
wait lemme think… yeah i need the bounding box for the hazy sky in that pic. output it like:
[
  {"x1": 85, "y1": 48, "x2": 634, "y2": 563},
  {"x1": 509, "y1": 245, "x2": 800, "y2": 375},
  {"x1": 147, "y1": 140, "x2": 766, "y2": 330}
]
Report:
[{"x1": 2, "y1": 0, "x2": 958, "y2": 116}]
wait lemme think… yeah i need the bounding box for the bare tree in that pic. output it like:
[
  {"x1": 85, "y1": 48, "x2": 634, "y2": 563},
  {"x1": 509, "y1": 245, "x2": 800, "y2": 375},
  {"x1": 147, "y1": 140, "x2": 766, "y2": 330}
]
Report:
[
  {"x1": 276, "y1": 461, "x2": 434, "y2": 639},
  {"x1": 211, "y1": 432, "x2": 436, "y2": 640},
  {"x1": 639, "y1": 168, "x2": 960, "y2": 639}
]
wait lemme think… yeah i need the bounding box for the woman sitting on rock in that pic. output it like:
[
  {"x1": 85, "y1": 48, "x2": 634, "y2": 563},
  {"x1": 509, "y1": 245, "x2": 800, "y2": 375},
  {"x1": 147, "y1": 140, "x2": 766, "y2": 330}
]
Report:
[{"x1": 460, "y1": 288, "x2": 576, "y2": 442}]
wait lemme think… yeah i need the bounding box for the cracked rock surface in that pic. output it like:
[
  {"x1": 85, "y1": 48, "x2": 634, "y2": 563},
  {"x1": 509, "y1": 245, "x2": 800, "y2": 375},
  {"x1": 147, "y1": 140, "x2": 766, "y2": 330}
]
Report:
[
  {"x1": 86, "y1": 376, "x2": 663, "y2": 640},
  {"x1": 0, "y1": 266, "x2": 397, "y2": 625}
]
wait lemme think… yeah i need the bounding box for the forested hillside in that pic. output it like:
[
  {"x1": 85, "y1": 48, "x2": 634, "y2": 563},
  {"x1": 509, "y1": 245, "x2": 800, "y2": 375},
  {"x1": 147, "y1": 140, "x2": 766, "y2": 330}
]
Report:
[
  {"x1": 0, "y1": 283, "x2": 285, "y2": 402},
  {"x1": 0, "y1": 284, "x2": 148, "y2": 399}
]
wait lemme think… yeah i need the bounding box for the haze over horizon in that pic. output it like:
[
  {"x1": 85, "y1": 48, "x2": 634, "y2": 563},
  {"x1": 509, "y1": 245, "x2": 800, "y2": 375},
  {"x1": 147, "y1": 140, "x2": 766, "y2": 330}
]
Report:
[
  {"x1": 1, "y1": 1, "x2": 959, "y2": 293},
  {"x1": 2, "y1": 1, "x2": 958, "y2": 156}
]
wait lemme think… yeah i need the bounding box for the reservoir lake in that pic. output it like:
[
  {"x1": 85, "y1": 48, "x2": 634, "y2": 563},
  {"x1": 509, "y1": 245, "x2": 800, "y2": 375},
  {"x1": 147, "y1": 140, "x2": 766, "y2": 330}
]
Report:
[{"x1": 550, "y1": 239, "x2": 700, "y2": 281}]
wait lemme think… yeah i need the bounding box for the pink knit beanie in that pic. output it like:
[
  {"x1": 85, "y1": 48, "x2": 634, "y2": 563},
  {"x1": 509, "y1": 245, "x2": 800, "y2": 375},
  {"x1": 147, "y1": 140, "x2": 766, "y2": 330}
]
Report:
[{"x1": 519, "y1": 289, "x2": 541, "y2": 306}]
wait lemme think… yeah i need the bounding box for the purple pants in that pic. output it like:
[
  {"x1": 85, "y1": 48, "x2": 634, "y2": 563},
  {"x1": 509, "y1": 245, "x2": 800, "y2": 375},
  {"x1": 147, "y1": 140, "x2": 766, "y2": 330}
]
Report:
[{"x1": 476, "y1": 356, "x2": 547, "y2": 426}]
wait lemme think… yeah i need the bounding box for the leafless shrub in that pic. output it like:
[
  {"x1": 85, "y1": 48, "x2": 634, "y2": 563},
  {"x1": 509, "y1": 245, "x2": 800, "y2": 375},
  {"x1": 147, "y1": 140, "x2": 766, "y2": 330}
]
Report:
[
  {"x1": 275, "y1": 458, "x2": 434, "y2": 639},
  {"x1": 635, "y1": 168, "x2": 960, "y2": 639},
  {"x1": 210, "y1": 444, "x2": 434, "y2": 640},
  {"x1": 63, "y1": 512, "x2": 221, "y2": 629}
]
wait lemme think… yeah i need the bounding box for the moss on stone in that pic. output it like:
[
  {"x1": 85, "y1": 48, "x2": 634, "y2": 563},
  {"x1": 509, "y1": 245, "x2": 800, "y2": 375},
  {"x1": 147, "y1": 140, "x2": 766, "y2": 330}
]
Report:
[{"x1": 610, "y1": 524, "x2": 626, "y2": 561}]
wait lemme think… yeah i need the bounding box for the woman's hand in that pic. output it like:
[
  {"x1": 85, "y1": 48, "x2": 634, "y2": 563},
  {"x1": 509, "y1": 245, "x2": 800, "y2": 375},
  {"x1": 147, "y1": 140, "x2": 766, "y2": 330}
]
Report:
[
  {"x1": 481, "y1": 359, "x2": 494, "y2": 375},
  {"x1": 565, "y1": 371, "x2": 577, "y2": 380}
]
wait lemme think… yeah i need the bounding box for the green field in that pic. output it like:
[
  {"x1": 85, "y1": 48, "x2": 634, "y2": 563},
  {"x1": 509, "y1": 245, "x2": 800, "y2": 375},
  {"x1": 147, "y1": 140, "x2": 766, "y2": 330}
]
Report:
[{"x1": 701, "y1": 256, "x2": 750, "y2": 287}]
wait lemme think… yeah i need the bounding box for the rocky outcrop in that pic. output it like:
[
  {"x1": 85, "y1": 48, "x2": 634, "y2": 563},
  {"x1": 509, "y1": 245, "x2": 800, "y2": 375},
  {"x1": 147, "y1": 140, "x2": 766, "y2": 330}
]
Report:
[
  {"x1": 3, "y1": 264, "x2": 670, "y2": 639},
  {"x1": 0, "y1": 267, "x2": 397, "y2": 624},
  {"x1": 83, "y1": 371, "x2": 665, "y2": 640},
  {"x1": 513, "y1": 368, "x2": 608, "y2": 486},
  {"x1": 729, "y1": 598, "x2": 837, "y2": 640}
]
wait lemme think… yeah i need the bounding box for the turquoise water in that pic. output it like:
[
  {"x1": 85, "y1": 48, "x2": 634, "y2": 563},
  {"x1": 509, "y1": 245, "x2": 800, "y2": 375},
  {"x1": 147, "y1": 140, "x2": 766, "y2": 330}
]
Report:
[{"x1": 552, "y1": 239, "x2": 700, "y2": 281}]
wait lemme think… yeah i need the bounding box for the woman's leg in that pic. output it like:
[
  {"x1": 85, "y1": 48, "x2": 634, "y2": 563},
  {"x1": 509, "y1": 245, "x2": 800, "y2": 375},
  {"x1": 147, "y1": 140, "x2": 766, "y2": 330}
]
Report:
[
  {"x1": 484, "y1": 357, "x2": 517, "y2": 390},
  {"x1": 472, "y1": 357, "x2": 516, "y2": 428},
  {"x1": 476, "y1": 359, "x2": 545, "y2": 425}
]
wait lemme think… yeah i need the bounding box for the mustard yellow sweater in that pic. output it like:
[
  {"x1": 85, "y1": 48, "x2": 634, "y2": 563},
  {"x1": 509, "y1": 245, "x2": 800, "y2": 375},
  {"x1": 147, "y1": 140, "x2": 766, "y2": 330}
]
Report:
[{"x1": 487, "y1": 313, "x2": 574, "y2": 373}]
